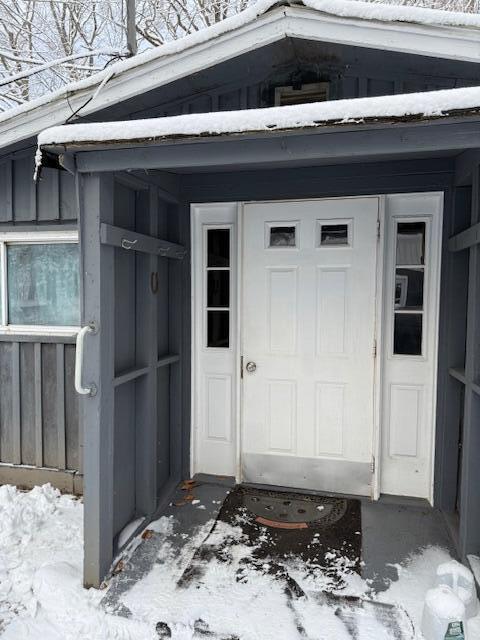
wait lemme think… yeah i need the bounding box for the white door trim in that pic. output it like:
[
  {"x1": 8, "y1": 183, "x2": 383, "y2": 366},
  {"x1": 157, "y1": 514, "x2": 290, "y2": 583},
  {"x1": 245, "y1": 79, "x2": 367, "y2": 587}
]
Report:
[{"x1": 372, "y1": 195, "x2": 386, "y2": 500}]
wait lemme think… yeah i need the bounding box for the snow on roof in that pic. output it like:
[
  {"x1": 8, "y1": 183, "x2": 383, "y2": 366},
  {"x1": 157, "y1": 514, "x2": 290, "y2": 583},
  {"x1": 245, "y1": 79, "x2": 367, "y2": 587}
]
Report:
[
  {"x1": 3, "y1": 0, "x2": 480, "y2": 132},
  {"x1": 308, "y1": 0, "x2": 480, "y2": 28},
  {"x1": 0, "y1": 0, "x2": 279, "y2": 130},
  {"x1": 38, "y1": 85, "x2": 480, "y2": 152}
]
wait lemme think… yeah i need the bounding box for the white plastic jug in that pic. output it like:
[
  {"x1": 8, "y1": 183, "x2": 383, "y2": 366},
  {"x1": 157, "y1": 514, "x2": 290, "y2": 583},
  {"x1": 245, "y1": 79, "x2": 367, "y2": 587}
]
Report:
[
  {"x1": 436, "y1": 561, "x2": 479, "y2": 619},
  {"x1": 421, "y1": 585, "x2": 467, "y2": 640}
]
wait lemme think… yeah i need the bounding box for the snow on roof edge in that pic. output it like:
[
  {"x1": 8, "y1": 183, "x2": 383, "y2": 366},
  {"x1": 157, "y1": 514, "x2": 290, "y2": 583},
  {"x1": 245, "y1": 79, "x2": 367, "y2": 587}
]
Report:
[
  {"x1": 306, "y1": 0, "x2": 480, "y2": 29},
  {"x1": 37, "y1": 85, "x2": 480, "y2": 151},
  {"x1": 3, "y1": 0, "x2": 480, "y2": 140}
]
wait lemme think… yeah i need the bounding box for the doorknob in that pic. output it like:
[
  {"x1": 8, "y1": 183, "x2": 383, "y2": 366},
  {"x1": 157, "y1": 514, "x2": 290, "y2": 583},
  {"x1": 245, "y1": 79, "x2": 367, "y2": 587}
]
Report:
[{"x1": 246, "y1": 361, "x2": 257, "y2": 373}]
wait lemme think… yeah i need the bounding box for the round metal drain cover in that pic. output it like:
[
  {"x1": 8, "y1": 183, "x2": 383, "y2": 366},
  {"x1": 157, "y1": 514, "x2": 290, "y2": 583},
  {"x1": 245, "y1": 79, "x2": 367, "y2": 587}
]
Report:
[{"x1": 242, "y1": 492, "x2": 347, "y2": 527}]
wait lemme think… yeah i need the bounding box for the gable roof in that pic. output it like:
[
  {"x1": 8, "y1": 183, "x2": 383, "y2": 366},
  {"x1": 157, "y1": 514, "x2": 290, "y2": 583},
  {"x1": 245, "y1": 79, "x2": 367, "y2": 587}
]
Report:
[{"x1": 2, "y1": 0, "x2": 480, "y2": 153}]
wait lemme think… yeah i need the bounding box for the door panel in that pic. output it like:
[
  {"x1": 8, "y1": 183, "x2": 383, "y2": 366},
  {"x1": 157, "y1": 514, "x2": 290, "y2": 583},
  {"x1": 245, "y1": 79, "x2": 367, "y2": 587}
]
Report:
[{"x1": 242, "y1": 198, "x2": 379, "y2": 496}]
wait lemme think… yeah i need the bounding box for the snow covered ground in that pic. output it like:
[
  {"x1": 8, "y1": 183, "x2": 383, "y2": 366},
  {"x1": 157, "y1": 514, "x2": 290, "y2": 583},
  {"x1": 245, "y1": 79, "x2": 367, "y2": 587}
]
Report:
[{"x1": 0, "y1": 484, "x2": 478, "y2": 639}]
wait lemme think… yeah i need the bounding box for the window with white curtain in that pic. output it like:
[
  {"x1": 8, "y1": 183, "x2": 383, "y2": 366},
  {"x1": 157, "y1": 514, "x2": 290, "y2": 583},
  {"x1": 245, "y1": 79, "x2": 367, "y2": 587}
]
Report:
[{"x1": 0, "y1": 231, "x2": 80, "y2": 332}]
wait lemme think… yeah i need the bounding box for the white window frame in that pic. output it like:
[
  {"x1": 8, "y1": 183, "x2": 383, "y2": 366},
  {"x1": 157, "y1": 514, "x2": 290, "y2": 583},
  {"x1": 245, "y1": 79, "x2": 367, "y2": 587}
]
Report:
[
  {"x1": 0, "y1": 230, "x2": 80, "y2": 336},
  {"x1": 203, "y1": 223, "x2": 233, "y2": 351}
]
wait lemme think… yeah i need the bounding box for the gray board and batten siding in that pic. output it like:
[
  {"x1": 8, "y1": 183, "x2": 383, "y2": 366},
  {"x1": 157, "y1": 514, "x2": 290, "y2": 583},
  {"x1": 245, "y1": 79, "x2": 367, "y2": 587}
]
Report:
[
  {"x1": 0, "y1": 38, "x2": 479, "y2": 495},
  {"x1": 0, "y1": 152, "x2": 80, "y2": 492}
]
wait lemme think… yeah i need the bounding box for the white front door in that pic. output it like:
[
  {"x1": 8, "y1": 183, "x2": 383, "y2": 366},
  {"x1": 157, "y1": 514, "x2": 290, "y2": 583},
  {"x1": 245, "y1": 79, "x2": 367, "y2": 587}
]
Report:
[{"x1": 241, "y1": 198, "x2": 380, "y2": 496}]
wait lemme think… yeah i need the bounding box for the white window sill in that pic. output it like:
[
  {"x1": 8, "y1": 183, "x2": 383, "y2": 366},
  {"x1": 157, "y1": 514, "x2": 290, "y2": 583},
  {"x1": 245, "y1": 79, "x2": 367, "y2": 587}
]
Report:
[{"x1": 0, "y1": 326, "x2": 80, "y2": 338}]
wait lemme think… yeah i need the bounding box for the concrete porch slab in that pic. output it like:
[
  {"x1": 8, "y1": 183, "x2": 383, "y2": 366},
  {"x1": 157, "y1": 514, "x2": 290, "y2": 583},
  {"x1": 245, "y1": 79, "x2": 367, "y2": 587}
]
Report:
[{"x1": 103, "y1": 476, "x2": 457, "y2": 626}]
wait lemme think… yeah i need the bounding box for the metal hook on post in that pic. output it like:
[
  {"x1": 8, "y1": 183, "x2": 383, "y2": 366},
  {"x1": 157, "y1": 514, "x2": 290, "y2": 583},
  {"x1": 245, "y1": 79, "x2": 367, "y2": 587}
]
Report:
[{"x1": 121, "y1": 238, "x2": 138, "y2": 250}]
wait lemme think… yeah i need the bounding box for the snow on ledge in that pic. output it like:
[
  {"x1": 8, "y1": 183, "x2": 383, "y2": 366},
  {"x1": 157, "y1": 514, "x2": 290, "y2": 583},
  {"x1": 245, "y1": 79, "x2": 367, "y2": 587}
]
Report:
[{"x1": 38, "y1": 85, "x2": 480, "y2": 151}]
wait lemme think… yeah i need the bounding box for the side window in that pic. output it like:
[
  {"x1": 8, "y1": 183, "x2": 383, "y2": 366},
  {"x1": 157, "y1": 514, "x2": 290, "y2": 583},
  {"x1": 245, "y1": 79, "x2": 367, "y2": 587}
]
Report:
[
  {"x1": 393, "y1": 221, "x2": 426, "y2": 356},
  {"x1": 0, "y1": 234, "x2": 80, "y2": 330},
  {"x1": 206, "y1": 228, "x2": 230, "y2": 348}
]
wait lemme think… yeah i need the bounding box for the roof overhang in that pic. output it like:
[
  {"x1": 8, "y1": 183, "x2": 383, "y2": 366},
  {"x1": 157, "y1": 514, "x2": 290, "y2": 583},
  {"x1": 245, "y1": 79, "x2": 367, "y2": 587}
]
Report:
[
  {"x1": 2, "y1": 0, "x2": 480, "y2": 153},
  {"x1": 39, "y1": 114, "x2": 480, "y2": 176}
]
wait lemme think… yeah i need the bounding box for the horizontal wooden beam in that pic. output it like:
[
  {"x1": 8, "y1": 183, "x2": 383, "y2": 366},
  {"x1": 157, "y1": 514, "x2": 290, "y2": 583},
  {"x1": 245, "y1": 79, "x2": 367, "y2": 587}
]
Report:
[
  {"x1": 71, "y1": 119, "x2": 480, "y2": 174},
  {"x1": 113, "y1": 365, "x2": 150, "y2": 388},
  {"x1": 449, "y1": 366, "x2": 466, "y2": 384},
  {"x1": 100, "y1": 223, "x2": 186, "y2": 259},
  {"x1": 157, "y1": 354, "x2": 180, "y2": 368},
  {"x1": 114, "y1": 356, "x2": 179, "y2": 387},
  {"x1": 449, "y1": 221, "x2": 480, "y2": 252}
]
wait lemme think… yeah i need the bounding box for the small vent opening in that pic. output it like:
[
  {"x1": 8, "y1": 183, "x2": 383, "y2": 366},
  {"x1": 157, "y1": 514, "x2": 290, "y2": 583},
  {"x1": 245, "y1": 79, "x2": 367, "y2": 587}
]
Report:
[{"x1": 274, "y1": 82, "x2": 329, "y2": 107}]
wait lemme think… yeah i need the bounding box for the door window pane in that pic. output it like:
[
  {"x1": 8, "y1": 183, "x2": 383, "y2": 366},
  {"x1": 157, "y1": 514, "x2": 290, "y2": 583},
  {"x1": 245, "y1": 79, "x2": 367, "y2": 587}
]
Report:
[
  {"x1": 320, "y1": 223, "x2": 349, "y2": 246},
  {"x1": 7, "y1": 243, "x2": 80, "y2": 326},
  {"x1": 395, "y1": 269, "x2": 424, "y2": 311},
  {"x1": 207, "y1": 270, "x2": 229, "y2": 308},
  {"x1": 207, "y1": 311, "x2": 229, "y2": 348},
  {"x1": 396, "y1": 222, "x2": 425, "y2": 265},
  {"x1": 206, "y1": 227, "x2": 230, "y2": 348},
  {"x1": 394, "y1": 313, "x2": 422, "y2": 356},
  {"x1": 269, "y1": 226, "x2": 296, "y2": 247},
  {"x1": 208, "y1": 229, "x2": 230, "y2": 267}
]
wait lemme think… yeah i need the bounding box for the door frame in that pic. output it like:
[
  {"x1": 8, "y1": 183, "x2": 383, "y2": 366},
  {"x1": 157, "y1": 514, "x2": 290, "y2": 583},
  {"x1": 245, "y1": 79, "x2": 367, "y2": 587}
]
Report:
[{"x1": 191, "y1": 193, "x2": 442, "y2": 501}]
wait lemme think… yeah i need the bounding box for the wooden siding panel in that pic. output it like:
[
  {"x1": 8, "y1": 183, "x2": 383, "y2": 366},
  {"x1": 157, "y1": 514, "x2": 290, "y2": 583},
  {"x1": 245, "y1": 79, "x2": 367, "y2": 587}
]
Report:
[
  {"x1": 0, "y1": 343, "x2": 14, "y2": 462},
  {"x1": 367, "y1": 78, "x2": 395, "y2": 97},
  {"x1": 20, "y1": 342, "x2": 35, "y2": 465},
  {"x1": 187, "y1": 94, "x2": 212, "y2": 114},
  {"x1": 56, "y1": 344, "x2": 66, "y2": 470},
  {"x1": 34, "y1": 343, "x2": 43, "y2": 467},
  {"x1": 0, "y1": 160, "x2": 13, "y2": 222},
  {"x1": 59, "y1": 171, "x2": 77, "y2": 221},
  {"x1": 37, "y1": 168, "x2": 60, "y2": 222},
  {"x1": 64, "y1": 344, "x2": 79, "y2": 472},
  {"x1": 13, "y1": 156, "x2": 36, "y2": 222},
  {"x1": 41, "y1": 343, "x2": 58, "y2": 468},
  {"x1": 218, "y1": 89, "x2": 241, "y2": 111},
  {"x1": 11, "y1": 343, "x2": 21, "y2": 464},
  {"x1": 0, "y1": 339, "x2": 79, "y2": 474}
]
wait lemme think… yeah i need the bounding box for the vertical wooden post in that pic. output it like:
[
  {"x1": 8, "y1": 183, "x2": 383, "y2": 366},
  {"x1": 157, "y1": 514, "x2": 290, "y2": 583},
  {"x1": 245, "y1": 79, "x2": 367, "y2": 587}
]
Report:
[
  {"x1": 459, "y1": 161, "x2": 480, "y2": 558},
  {"x1": 135, "y1": 186, "x2": 158, "y2": 514},
  {"x1": 79, "y1": 173, "x2": 116, "y2": 588}
]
